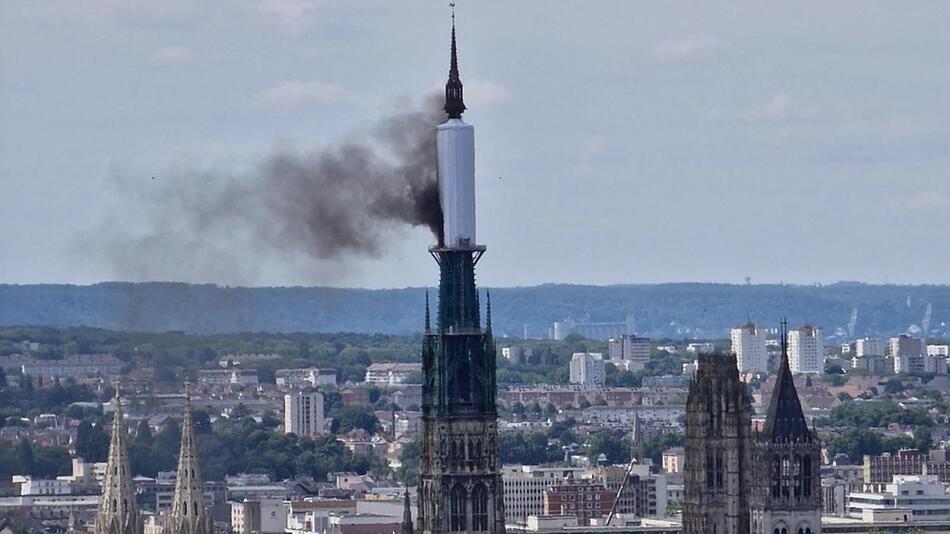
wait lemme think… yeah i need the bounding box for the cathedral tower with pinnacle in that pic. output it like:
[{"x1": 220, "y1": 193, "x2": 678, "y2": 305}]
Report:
[
  {"x1": 95, "y1": 386, "x2": 144, "y2": 534},
  {"x1": 165, "y1": 385, "x2": 213, "y2": 534},
  {"x1": 417, "y1": 14, "x2": 505, "y2": 534},
  {"x1": 750, "y1": 321, "x2": 822, "y2": 534},
  {"x1": 682, "y1": 354, "x2": 753, "y2": 534}
]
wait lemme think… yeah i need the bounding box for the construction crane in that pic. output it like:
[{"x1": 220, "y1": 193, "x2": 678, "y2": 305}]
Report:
[{"x1": 605, "y1": 458, "x2": 638, "y2": 526}]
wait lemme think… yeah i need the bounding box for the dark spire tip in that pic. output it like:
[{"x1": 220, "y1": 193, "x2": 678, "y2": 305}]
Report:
[{"x1": 443, "y1": 8, "x2": 466, "y2": 119}]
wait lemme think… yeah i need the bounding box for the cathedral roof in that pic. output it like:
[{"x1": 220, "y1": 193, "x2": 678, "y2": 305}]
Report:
[{"x1": 763, "y1": 322, "x2": 812, "y2": 443}]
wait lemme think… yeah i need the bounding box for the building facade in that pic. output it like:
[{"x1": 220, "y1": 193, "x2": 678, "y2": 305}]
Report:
[
  {"x1": 788, "y1": 325, "x2": 823, "y2": 374},
  {"x1": 732, "y1": 322, "x2": 768, "y2": 374},
  {"x1": 569, "y1": 353, "x2": 606, "y2": 386},
  {"x1": 501, "y1": 466, "x2": 584, "y2": 524},
  {"x1": 891, "y1": 335, "x2": 927, "y2": 374},
  {"x1": 854, "y1": 338, "x2": 884, "y2": 357},
  {"x1": 365, "y1": 363, "x2": 423, "y2": 386},
  {"x1": 284, "y1": 391, "x2": 325, "y2": 437},
  {"x1": 275, "y1": 368, "x2": 337, "y2": 387},
  {"x1": 848, "y1": 475, "x2": 950, "y2": 521},
  {"x1": 682, "y1": 353, "x2": 753, "y2": 534},
  {"x1": 542, "y1": 481, "x2": 612, "y2": 526},
  {"x1": 417, "y1": 21, "x2": 505, "y2": 534}
]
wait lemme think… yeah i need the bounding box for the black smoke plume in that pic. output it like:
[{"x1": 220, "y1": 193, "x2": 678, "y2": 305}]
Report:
[{"x1": 87, "y1": 94, "x2": 445, "y2": 284}]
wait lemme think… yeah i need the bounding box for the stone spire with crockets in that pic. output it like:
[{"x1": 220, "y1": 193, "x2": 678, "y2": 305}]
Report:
[
  {"x1": 94, "y1": 384, "x2": 144, "y2": 534},
  {"x1": 166, "y1": 384, "x2": 212, "y2": 534}
]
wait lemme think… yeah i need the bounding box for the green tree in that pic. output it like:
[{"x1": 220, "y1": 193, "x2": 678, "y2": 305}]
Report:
[
  {"x1": 883, "y1": 379, "x2": 904, "y2": 395},
  {"x1": 913, "y1": 427, "x2": 933, "y2": 453},
  {"x1": 15, "y1": 439, "x2": 35, "y2": 474},
  {"x1": 499, "y1": 432, "x2": 561, "y2": 465},
  {"x1": 75, "y1": 420, "x2": 109, "y2": 462},
  {"x1": 586, "y1": 432, "x2": 627, "y2": 464},
  {"x1": 192, "y1": 409, "x2": 212, "y2": 434},
  {"x1": 398, "y1": 437, "x2": 421, "y2": 484},
  {"x1": 330, "y1": 405, "x2": 381, "y2": 434}
]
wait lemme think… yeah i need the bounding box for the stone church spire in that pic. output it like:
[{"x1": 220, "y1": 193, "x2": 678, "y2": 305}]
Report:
[
  {"x1": 167, "y1": 384, "x2": 212, "y2": 534},
  {"x1": 401, "y1": 487, "x2": 414, "y2": 534},
  {"x1": 94, "y1": 384, "x2": 144, "y2": 534},
  {"x1": 750, "y1": 320, "x2": 823, "y2": 534}
]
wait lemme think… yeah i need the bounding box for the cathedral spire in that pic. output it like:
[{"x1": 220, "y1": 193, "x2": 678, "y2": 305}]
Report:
[
  {"x1": 443, "y1": 8, "x2": 466, "y2": 119},
  {"x1": 94, "y1": 384, "x2": 143, "y2": 534},
  {"x1": 763, "y1": 319, "x2": 811, "y2": 443},
  {"x1": 167, "y1": 383, "x2": 212, "y2": 534},
  {"x1": 485, "y1": 289, "x2": 492, "y2": 331},
  {"x1": 401, "y1": 487, "x2": 414, "y2": 534}
]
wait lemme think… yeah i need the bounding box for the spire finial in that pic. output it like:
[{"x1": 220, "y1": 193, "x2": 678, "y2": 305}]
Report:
[
  {"x1": 402, "y1": 485, "x2": 415, "y2": 534},
  {"x1": 781, "y1": 317, "x2": 789, "y2": 362},
  {"x1": 444, "y1": 4, "x2": 466, "y2": 119}
]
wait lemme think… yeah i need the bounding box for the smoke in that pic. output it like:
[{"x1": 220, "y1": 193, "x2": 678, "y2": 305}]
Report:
[{"x1": 86, "y1": 94, "x2": 445, "y2": 284}]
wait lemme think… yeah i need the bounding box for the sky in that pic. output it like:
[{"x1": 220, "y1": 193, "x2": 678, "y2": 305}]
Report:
[{"x1": 2, "y1": 1, "x2": 950, "y2": 288}]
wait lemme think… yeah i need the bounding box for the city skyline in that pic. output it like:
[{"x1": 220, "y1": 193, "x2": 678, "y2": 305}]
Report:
[{"x1": 3, "y1": 2, "x2": 949, "y2": 289}]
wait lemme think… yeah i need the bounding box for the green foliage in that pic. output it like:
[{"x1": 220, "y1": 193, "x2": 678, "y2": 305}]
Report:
[
  {"x1": 75, "y1": 420, "x2": 109, "y2": 462},
  {"x1": 499, "y1": 432, "x2": 562, "y2": 465},
  {"x1": 0, "y1": 376, "x2": 95, "y2": 422},
  {"x1": 913, "y1": 427, "x2": 933, "y2": 453},
  {"x1": 883, "y1": 379, "x2": 904, "y2": 395},
  {"x1": 585, "y1": 431, "x2": 629, "y2": 464},
  {"x1": 826, "y1": 400, "x2": 933, "y2": 428},
  {"x1": 398, "y1": 437, "x2": 421, "y2": 484},
  {"x1": 642, "y1": 433, "x2": 685, "y2": 464},
  {"x1": 125, "y1": 415, "x2": 386, "y2": 482},
  {"x1": 605, "y1": 364, "x2": 640, "y2": 387},
  {"x1": 826, "y1": 428, "x2": 917, "y2": 461},
  {"x1": 0, "y1": 441, "x2": 70, "y2": 479},
  {"x1": 330, "y1": 405, "x2": 381, "y2": 435}
]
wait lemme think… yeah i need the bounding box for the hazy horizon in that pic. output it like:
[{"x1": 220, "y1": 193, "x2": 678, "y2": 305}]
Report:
[{"x1": 3, "y1": 2, "x2": 949, "y2": 288}]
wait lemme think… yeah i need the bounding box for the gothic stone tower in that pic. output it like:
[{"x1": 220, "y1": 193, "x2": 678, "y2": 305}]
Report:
[
  {"x1": 417, "y1": 17, "x2": 505, "y2": 534},
  {"x1": 683, "y1": 353, "x2": 753, "y2": 534},
  {"x1": 166, "y1": 386, "x2": 213, "y2": 534},
  {"x1": 750, "y1": 323, "x2": 822, "y2": 534},
  {"x1": 95, "y1": 386, "x2": 144, "y2": 534}
]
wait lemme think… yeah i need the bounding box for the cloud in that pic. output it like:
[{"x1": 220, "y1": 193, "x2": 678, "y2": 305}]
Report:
[
  {"x1": 655, "y1": 35, "x2": 726, "y2": 63},
  {"x1": 710, "y1": 92, "x2": 821, "y2": 124},
  {"x1": 746, "y1": 93, "x2": 795, "y2": 122},
  {"x1": 900, "y1": 191, "x2": 950, "y2": 210},
  {"x1": 255, "y1": 0, "x2": 320, "y2": 34},
  {"x1": 464, "y1": 80, "x2": 512, "y2": 106},
  {"x1": 260, "y1": 80, "x2": 345, "y2": 107},
  {"x1": 150, "y1": 45, "x2": 196, "y2": 65}
]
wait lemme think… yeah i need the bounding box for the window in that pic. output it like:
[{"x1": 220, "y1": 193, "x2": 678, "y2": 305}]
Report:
[
  {"x1": 450, "y1": 485, "x2": 467, "y2": 532},
  {"x1": 471, "y1": 484, "x2": 489, "y2": 531},
  {"x1": 802, "y1": 455, "x2": 812, "y2": 498},
  {"x1": 772, "y1": 456, "x2": 782, "y2": 498}
]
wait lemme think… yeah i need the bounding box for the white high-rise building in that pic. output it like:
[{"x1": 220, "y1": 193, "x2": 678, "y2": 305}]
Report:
[
  {"x1": 890, "y1": 335, "x2": 927, "y2": 374},
  {"x1": 854, "y1": 337, "x2": 884, "y2": 357},
  {"x1": 730, "y1": 322, "x2": 767, "y2": 373},
  {"x1": 788, "y1": 325, "x2": 823, "y2": 374},
  {"x1": 569, "y1": 352, "x2": 605, "y2": 386},
  {"x1": 502, "y1": 465, "x2": 584, "y2": 523},
  {"x1": 284, "y1": 391, "x2": 324, "y2": 437}
]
